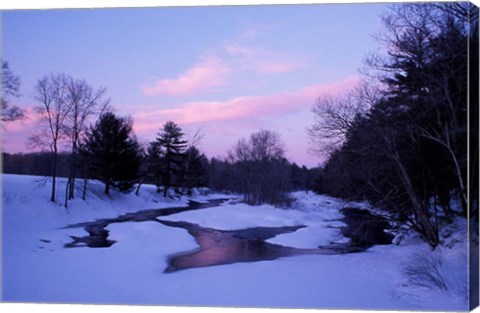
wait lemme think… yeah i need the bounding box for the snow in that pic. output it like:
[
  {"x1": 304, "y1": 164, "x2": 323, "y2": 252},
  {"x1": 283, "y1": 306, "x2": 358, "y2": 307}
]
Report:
[
  {"x1": 1, "y1": 174, "x2": 471, "y2": 311},
  {"x1": 160, "y1": 193, "x2": 347, "y2": 249}
]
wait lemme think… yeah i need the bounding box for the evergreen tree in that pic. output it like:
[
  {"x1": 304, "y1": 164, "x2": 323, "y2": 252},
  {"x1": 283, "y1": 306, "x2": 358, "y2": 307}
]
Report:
[
  {"x1": 317, "y1": 3, "x2": 478, "y2": 248},
  {"x1": 182, "y1": 146, "x2": 208, "y2": 194},
  {"x1": 155, "y1": 121, "x2": 187, "y2": 197},
  {"x1": 146, "y1": 140, "x2": 165, "y2": 193},
  {"x1": 81, "y1": 112, "x2": 142, "y2": 195},
  {"x1": 290, "y1": 163, "x2": 311, "y2": 191}
]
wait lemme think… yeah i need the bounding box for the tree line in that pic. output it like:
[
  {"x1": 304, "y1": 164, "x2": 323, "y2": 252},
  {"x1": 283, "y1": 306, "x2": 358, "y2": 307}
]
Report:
[
  {"x1": 308, "y1": 3, "x2": 478, "y2": 248},
  {"x1": 3, "y1": 122, "x2": 320, "y2": 207}
]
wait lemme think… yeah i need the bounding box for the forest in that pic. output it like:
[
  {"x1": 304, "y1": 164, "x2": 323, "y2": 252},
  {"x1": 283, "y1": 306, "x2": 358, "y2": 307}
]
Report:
[{"x1": 2, "y1": 2, "x2": 479, "y2": 251}]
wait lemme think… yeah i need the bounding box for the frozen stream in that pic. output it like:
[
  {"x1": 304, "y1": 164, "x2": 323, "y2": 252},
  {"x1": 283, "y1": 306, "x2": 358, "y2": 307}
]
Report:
[{"x1": 63, "y1": 199, "x2": 393, "y2": 272}]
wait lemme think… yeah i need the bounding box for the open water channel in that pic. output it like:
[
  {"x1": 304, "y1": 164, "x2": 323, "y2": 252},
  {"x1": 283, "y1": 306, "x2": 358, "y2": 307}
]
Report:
[{"x1": 63, "y1": 199, "x2": 393, "y2": 272}]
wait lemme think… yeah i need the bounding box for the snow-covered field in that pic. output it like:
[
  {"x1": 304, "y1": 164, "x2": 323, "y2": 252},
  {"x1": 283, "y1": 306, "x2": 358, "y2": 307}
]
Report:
[{"x1": 1, "y1": 174, "x2": 470, "y2": 311}]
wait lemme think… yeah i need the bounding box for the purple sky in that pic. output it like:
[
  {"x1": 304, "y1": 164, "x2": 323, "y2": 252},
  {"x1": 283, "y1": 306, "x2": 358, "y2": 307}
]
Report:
[{"x1": 1, "y1": 3, "x2": 387, "y2": 167}]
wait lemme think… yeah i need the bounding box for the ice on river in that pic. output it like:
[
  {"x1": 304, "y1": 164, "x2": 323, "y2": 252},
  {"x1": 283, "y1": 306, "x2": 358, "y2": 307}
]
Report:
[{"x1": 160, "y1": 195, "x2": 348, "y2": 248}]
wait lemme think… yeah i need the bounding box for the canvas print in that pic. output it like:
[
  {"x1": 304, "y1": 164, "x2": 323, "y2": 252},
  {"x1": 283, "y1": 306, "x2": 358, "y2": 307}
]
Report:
[{"x1": 1, "y1": 1, "x2": 478, "y2": 311}]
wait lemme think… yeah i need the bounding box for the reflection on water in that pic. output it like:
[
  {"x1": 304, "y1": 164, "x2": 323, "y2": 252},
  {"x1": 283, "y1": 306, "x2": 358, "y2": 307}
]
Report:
[
  {"x1": 63, "y1": 199, "x2": 229, "y2": 248},
  {"x1": 62, "y1": 199, "x2": 393, "y2": 273},
  {"x1": 159, "y1": 221, "x2": 315, "y2": 273}
]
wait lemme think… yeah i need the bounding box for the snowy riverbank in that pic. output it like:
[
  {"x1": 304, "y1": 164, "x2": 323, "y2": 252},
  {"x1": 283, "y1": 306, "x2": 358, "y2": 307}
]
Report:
[{"x1": 1, "y1": 174, "x2": 469, "y2": 310}]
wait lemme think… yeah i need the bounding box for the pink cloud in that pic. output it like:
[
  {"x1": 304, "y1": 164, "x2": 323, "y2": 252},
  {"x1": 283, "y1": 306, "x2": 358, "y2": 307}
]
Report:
[
  {"x1": 133, "y1": 76, "x2": 360, "y2": 167},
  {"x1": 142, "y1": 57, "x2": 231, "y2": 97},
  {"x1": 133, "y1": 76, "x2": 360, "y2": 134}
]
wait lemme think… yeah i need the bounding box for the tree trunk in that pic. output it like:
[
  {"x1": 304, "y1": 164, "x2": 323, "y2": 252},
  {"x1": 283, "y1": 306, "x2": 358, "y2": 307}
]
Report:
[
  {"x1": 50, "y1": 146, "x2": 58, "y2": 203},
  {"x1": 392, "y1": 153, "x2": 439, "y2": 248},
  {"x1": 420, "y1": 128, "x2": 467, "y2": 215},
  {"x1": 64, "y1": 180, "x2": 69, "y2": 209},
  {"x1": 135, "y1": 181, "x2": 142, "y2": 196},
  {"x1": 82, "y1": 177, "x2": 88, "y2": 200},
  {"x1": 104, "y1": 179, "x2": 110, "y2": 195},
  {"x1": 69, "y1": 177, "x2": 76, "y2": 199},
  {"x1": 68, "y1": 141, "x2": 78, "y2": 199},
  {"x1": 51, "y1": 175, "x2": 56, "y2": 203}
]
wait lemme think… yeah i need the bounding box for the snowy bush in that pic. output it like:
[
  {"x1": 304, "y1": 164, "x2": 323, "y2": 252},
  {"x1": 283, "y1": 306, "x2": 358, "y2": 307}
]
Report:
[
  {"x1": 401, "y1": 252, "x2": 448, "y2": 291},
  {"x1": 398, "y1": 242, "x2": 468, "y2": 307}
]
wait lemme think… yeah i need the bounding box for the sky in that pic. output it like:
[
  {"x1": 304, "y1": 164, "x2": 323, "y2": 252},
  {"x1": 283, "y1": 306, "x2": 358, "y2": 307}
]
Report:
[{"x1": 1, "y1": 2, "x2": 388, "y2": 168}]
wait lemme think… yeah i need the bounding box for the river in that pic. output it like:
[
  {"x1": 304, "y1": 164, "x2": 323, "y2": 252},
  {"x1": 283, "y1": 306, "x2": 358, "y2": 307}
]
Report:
[{"x1": 63, "y1": 199, "x2": 393, "y2": 272}]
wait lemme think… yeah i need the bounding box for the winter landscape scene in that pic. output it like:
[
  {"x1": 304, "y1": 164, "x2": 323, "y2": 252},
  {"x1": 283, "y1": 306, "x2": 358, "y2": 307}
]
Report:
[{"x1": 1, "y1": 1, "x2": 479, "y2": 312}]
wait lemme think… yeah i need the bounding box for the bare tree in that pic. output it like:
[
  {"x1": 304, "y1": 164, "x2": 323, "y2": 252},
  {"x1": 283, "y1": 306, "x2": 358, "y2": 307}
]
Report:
[
  {"x1": 30, "y1": 73, "x2": 72, "y2": 203},
  {"x1": 63, "y1": 77, "x2": 109, "y2": 207},
  {"x1": 229, "y1": 130, "x2": 290, "y2": 205},
  {"x1": 307, "y1": 83, "x2": 372, "y2": 158},
  {"x1": 229, "y1": 138, "x2": 251, "y2": 162},
  {"x1": 249, "y1": 129, "x2": 285, "y2": 161},
  {"x1": 183, "y1": 129, "x2": 205, "y2": 172},
  {"x1": 1, "y1": 61, "x2": 25, "y2": 123},
  {"x1": 180, "y1": 129, "x2": 205, "y2": 196}
]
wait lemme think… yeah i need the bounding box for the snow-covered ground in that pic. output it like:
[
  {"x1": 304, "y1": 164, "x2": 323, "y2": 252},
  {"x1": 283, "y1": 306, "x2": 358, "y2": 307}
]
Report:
[{"x1": 1, "y1": 174, "x2": 470, "y2": 311}]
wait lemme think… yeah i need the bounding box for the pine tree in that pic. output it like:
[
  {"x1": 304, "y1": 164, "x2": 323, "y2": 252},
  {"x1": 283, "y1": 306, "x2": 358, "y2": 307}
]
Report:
[
  {"x1": 146, "y1": 140, "x2": 164, "y2": 193},
  {"x1": 155, "y1": 121, "x2": 187, "y2": 197},
  {"x1": 82, "y1": 112, "x2": 142, "y2": 195},
  {"x1": 182, "y1": 146, "x2": 208, "y2": 194}
]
